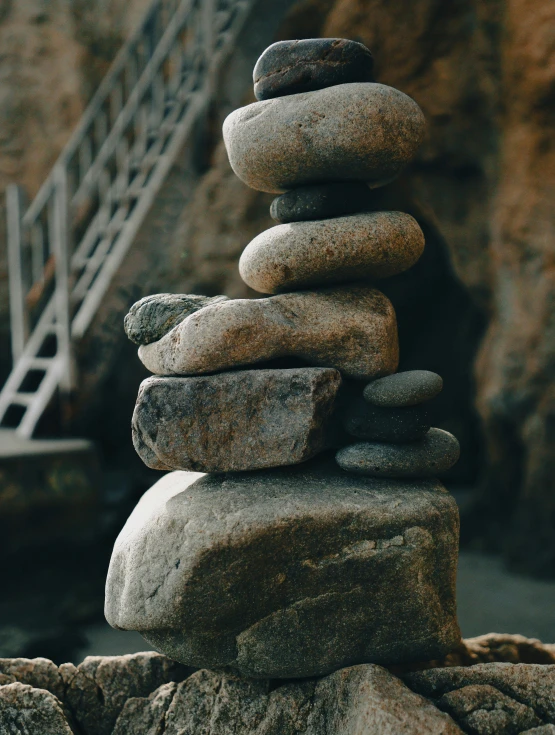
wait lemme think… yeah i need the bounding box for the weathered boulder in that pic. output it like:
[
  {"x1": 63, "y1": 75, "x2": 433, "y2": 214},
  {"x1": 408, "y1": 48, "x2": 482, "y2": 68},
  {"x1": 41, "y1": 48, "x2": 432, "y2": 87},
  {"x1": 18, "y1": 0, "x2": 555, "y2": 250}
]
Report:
[
  {"x1": 223, "y1": 83, "x2": 426, "y2": 193},
  {"x1": 59, "y1": 652, "x2": 192, "y2": 735},
  {"x1": 138, "y1": 285, "x2": 399, "y2": 381},
  {"x1": 132, "y1": 368, "x2": 341, "y2": 472},
  {"x1": 253, "y1": 38, "x2": 375, "y2": 100},
  {"x1": 0, "y1": 682, "x2": 74, "y2": 735},
  {"x1": 239, "y1": 212, "x2": 425, "y2": 294},
  {"x1": 105, "y1": 461, "x2": 460, "y2": 678},
  {"x1": 112, "y1": 665, "x2": 462, "y2": 734}
]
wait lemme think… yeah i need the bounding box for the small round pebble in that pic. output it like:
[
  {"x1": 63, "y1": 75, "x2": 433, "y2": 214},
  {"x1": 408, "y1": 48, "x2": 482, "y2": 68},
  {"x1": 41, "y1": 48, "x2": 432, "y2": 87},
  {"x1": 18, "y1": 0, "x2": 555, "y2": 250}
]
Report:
[
  {"x1": 270, "y1": 183, "x2": 376, "y2": 223},
  {"x1": 364, "y1": 371, "x2": 443, "y2": 408},
  {"x1": 342, "y1": 402, "x2": 430, "y2": 443},
  {"x1": 253, "y1": 38, "x2": 374, "y2": 101},
  {"x1": 336, "y1": 428, "x2": 460, "y2": 478}
]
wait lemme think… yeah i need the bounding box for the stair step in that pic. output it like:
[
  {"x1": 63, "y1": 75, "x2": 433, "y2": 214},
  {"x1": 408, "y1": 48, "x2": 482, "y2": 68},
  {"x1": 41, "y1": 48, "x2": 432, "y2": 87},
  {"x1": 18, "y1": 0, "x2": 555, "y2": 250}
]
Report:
[{"x1": 11, "y1": 393, "x2": 34, "y2": 407}]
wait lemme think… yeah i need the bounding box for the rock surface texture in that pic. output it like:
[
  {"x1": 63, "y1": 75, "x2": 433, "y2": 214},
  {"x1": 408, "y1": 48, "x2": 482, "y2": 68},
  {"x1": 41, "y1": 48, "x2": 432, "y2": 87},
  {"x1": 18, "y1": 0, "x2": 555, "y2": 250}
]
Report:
[
  {"x1": 105, "y1": 463, "x2": 460, "y2": 678},
  {"x1": 132, "y1": 369, "x2": 341, "y2": 472},
  {"x1": 1, "y1": 640, "x2": 555, "y2": 733},
  {"x1": 270, "y1": 182, "x2": 377, "y2": 223}
]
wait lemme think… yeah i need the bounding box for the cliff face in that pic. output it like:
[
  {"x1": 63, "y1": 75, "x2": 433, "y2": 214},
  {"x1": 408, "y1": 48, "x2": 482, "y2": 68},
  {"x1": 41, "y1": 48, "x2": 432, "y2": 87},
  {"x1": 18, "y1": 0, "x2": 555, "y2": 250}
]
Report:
[
  {"x1": 165, "y1": 0, "x2": 555, "y2": 575},
  {"x1": 0, "y1": 0, "x2": 150, "y2": 381}
]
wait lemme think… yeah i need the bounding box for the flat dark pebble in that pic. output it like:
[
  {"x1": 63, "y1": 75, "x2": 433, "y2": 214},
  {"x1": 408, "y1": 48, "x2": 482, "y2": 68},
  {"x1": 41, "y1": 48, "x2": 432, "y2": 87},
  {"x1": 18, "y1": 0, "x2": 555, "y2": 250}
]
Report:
[
  {"x1": 253, "y1": 38, "x2": 374, "y2": 101},
  {"x1": 336, "y1": 428, "x2": 460, "y2": 479},
  {"x1": 270, "y1": 183, "x2": 376, "y2": 224},
  {"x1": 341, "y1": 401, "x2": 431, "y2": 443},
  {"x1": 364, "y1": 370, "x2": 443, "y2": 408}
]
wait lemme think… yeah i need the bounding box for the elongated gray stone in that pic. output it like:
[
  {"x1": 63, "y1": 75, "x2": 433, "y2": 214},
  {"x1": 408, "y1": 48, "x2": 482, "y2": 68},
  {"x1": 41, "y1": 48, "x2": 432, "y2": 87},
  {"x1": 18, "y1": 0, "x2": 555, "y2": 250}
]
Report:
[
  {"x1": 336, "y1": 428, "x2": 460, "y2": 478},
  {"x1": 138, "y1": 285, "x2": 399, "y2": 381},
  {"x1": 364, "y1": 370, "x2": 443, "y2": 407},
  {"x1": 124, "y1": 293, "x2": 229, "y2": 346},
  {"x1": 223, "y1": 83, "x2": 426, "y2": 193},
  {"x1": 105, "y1": 460, "x2": 461, "y2": 679},
  {"x1": 132, "y1": 369, "x2": 341, "y2": 473},
  {"x1": 240, "y1": 212, "x2": 425, "y2": 294}
]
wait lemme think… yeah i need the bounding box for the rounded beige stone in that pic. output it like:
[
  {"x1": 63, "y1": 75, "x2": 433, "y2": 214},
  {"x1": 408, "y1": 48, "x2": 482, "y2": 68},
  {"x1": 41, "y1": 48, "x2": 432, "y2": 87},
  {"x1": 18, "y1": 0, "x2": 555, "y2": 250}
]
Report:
[
  {"x1": 223, "y1": 83, "x2": 426, "y2": 193},
  {"x1": 138, "y1": 284, "x2": 399, "y2": 381},
  {"x1": 239, "y1": 211, "x2": 425, "y2": 294}
]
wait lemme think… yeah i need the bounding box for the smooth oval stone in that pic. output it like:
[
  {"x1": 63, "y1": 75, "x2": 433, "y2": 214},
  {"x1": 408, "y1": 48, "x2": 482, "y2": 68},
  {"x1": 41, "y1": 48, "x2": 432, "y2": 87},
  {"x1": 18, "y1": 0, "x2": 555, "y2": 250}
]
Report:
[
  {"x1": 124, "y1": 293, "x2": 229, "y2": 346},
  {"x1": 138, "y1": 284, "x2": 399, "y2": 381},
  {"x1": 270, "y1": 182, "x2": 376, "y2": 224},
  {"x1": 253, "y1": 38, "x2": 375, "y2": 101},
  {"x1": 336, "y1": 428, "x2": 460, "y2": 478},
  {"x1": 342, "y1": 401, "x2": 431, "y2": 443},
  {"x1": 223, "y1": 83, "x2": 426, "y2": 194},
  {"x1": 240, "y1": 211, "x2": 425, "y2": 294},
  {"x1": 364, "y1": 370, "x2": 443, "y2": 407}
]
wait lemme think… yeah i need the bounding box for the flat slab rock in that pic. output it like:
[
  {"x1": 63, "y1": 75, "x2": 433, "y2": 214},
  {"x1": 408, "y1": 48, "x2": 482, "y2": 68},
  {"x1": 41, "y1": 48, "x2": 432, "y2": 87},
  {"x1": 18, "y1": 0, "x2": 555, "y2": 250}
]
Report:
[
  {"x1": 253, "y1": 38, "x2": 375, "y2": 100},
  {"x1": 132, "y1": 368, "x2": 341, "y2": 473},
  {"x1": 337, "y1": 428, "x2": 460, "y2": 478},
  {"x1": 138, "y1": 285, "x2": 398, "y2": 381},
  {"x1": 239, "y1": 211, "x2": 425, "y2": 294},
  {"x1": 223, "y1": 83, "x2": 426, "y2": 193},
  {"x1": 105, "y1": 460, "x2": 460, "y2": 679}
]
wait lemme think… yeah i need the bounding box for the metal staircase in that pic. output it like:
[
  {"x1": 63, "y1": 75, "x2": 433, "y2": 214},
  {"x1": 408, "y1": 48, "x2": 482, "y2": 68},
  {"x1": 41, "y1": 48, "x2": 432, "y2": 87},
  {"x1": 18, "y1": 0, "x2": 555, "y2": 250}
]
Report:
[{"x1": 0, "y1": 0, "x2": 255, "y2": 439}]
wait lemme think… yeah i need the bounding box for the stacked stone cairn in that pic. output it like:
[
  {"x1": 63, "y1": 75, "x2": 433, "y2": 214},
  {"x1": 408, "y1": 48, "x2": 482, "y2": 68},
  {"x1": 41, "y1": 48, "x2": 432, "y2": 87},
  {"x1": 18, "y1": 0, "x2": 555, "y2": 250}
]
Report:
[{"x1": 106, "y1": 39, "x2": 462, "y2": 681}]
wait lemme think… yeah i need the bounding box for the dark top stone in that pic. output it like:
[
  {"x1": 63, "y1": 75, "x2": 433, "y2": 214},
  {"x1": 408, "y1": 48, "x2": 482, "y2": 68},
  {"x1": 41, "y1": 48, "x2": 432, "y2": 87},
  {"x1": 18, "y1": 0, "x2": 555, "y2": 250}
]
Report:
[
  {"x1": 253, "y1": 38, "x2": 374, "y2": 101},
  {"x1": 270, "y1": 183, "x2": 376, "y2": 223},
  {"x1": 364, "y1": 370, "x2": 443, "y2": 408},
  {"x1": 342, "y1": 400, "x2": 431, "y2": 443}
]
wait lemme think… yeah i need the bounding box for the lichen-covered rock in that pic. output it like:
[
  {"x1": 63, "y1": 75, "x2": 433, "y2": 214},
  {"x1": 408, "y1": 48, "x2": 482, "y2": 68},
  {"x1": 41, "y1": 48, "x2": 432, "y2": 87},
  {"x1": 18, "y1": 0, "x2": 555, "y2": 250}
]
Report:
[
  {"x1": 112, "y1": 666, "x2": 463, "y2": 734},
  {"x1": 253, "y1": 38, "x2": 375, "y2": 100},
  {"x1": 223, "y1": 83, "x2": 426, "y2": 193},
  {"x1": 239, "y1": 212, "x2": 425, "y2": 294},
  {"x1": 336, "y1": 428, "x2": 460, "y2": 478},
  {"x1": 138, "y1": 285, "x2": 399, "y2": 381},
  {"x1": 132, "y1": 369, "x2": 341, "y2": 472},
  {"x1": 270, "y1": 182, "x2": 376, "y2": 223},
  {"x1": 105, "y1": 461, "x2": 460, "y2": 678},
  {"x1": 0, "y1": 682, "x2": 74, "y2": 734},
  {"x1": 124, "y1": 293, "x2": 229, "y2": 346}
]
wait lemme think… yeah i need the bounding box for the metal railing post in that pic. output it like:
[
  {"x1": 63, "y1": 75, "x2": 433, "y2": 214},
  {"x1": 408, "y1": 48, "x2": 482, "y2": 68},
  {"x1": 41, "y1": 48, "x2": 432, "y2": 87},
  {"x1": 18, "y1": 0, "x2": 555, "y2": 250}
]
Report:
[
  {"x1": 6, "y1": 184, "x2": 26, "y2": 365},
  {"x1": 52, "y1": 164, "x2": 73, "y2": 394}
]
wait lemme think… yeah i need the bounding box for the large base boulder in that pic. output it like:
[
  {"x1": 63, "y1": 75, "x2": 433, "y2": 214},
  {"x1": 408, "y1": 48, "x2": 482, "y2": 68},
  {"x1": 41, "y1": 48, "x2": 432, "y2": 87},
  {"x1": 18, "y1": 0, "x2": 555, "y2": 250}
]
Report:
[{"x1": 105, "y1": 459, "x2": 461, "y2": 678}]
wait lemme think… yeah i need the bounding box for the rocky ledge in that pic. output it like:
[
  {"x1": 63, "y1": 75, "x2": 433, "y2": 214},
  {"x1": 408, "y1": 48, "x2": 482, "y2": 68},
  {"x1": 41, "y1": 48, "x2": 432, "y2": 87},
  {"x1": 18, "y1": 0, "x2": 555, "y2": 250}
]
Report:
[{"x1": 1, "y1": 634, "x2": 554, "y2": 734}]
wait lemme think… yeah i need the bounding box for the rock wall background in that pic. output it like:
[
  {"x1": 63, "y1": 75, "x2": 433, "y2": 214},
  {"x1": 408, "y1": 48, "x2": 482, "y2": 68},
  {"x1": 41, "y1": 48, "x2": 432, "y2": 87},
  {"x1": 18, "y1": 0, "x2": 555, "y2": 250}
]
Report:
[{"x1": 1, "y1": 0, "x2": 555, "y2": 576}]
